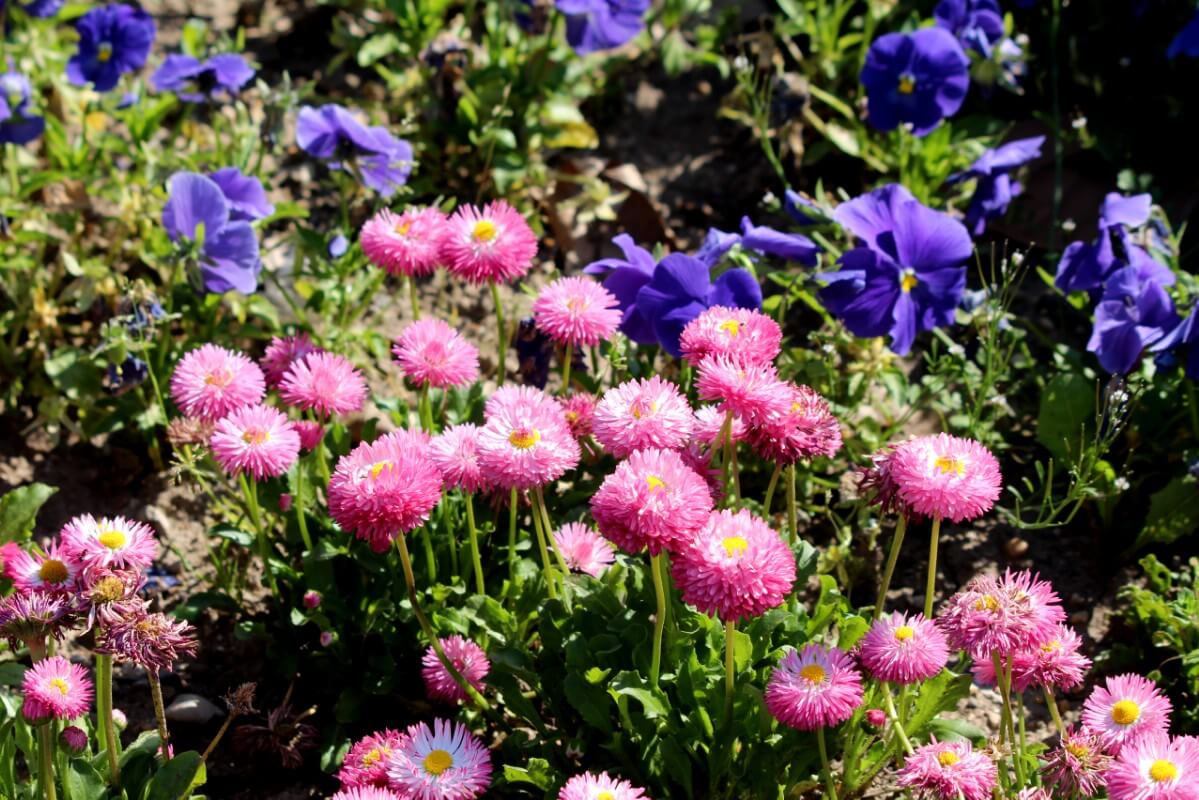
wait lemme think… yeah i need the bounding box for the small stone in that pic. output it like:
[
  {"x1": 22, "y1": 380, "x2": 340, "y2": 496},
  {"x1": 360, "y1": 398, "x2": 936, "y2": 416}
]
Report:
[
  {"x1": 1069, "y1": 610, "x2": 1090, "y2": 627},
  {"x1": 165, "y1": 694, "x2": 223, "y2": 724},
  {"x1": 1003, "y1": 537, "x2": 1029, "y2": 559}
]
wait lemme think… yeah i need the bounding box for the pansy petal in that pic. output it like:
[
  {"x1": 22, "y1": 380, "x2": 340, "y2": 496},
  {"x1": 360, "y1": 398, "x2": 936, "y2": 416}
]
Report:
[{"x1": 162, "y1": 172, "x2": 229, "y2": 242}]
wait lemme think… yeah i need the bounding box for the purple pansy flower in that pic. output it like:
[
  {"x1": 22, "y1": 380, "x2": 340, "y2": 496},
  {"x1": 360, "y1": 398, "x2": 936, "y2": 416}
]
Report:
[
  {"x1": 695, "y1": 228, "x2": 741, "y2": 268},
  {"x1": 860, "y1": 27, "x2": 970, "y2": 136},
  {"x1": 1055, "y1": 193, "x2": 1175, "y2": 294},
  {"x1": 784, "y1": 190, "x2": 828, "y2": 225},
  {"x1": 739, "y1": 217, "x2": 820, "y2": 265},
  {"x1": 4, "y1": 0, "x2": 63, "y2": 18},
  {"x1": 634, "y1": 253, "x2": 762, "y2": 356},
  {"x1": 0, "y1": 68, "x2": 45, "y2": 145},
  {"x1": 947, "y1": 136, "x2": 1044, "y2": 236},
  {"x1": 66, "y1": 4, "x2": 155, "y2": 93},
  {"x1": 934, "y1": 0, "x2": 1004, "y2": 56},
  {"x1": 1088, "y1": 267, "x2": 1179, "y2": 374},
  {"x1": 1152, "y1": 305, "x2": 1199, "y2": 379},
  {"x1": 1169, "y1": 10, "x2": 1199, "y2": 59},
  {"x1": 556, "y1": 0, "x2": 650, "y2": 55},
  {"x1": 819, "y1": 183, "x2": 972, "y2": 355},
  {"x1": 295, "y1": 104, "x2": 413, "y2": 198},
  {"x1": 151, "y1": 53, "x2": 255, "y2": 103},
  {"x1": 162, "y1": 172, "x2": 261, "y2": 295},
  {"x1": 328, "y1": 233, "x2": 349, "y2": 258},
  {"x1": 584, "y1": 233, "x2": 658, "y2": 342},
  {"x1": 208, "y1": 168, "x2": 273, "y2": 222}
]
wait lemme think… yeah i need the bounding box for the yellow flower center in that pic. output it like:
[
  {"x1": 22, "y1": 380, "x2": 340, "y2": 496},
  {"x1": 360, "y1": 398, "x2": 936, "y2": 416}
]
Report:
[
  {"x1": 894, "y1": 625, "x2": 915, "y2": 641},
  {"x1": 1111, "y1": 700, "x2": 1141, "y2": 726},
  {"x1": 934, "y1": 455, "x2": 965, "y2": 477},
  {"x1": 718, "y1": 319, "x2": 741, "y2": 337},
  {"x1": 566, "y1": 297, "x2": 588, "y2": 313},
  {"x1": 242, "y1": 428, "x2": 270, "y2": 445},
  {"x1": 49, "y1": 677, "x2": 70, "y2": 696},
  {"x1": 423, "y1": 749, "x2": 453, "y2": 775},
  {"x1": 645, "y1": 474, "x2": 667, "y2": 492},
  {"x1": 472, "y1": 220, "x2": 497, "y2": 242},
  {"x1": 900, "y1": 270, "x2": 919, "y2": 292},
  {"x1": 508, "y1": 428, "x2": 541, "y2": 450},
  {"x1": 630, "y1": 399, "x2": 656, "y2": 419},
  {"x1": 370, "y1": 460, "x2": 393, "y2": 479},
  {"x1": 98, "y1": 529, "x2": 127, "y2": 550},
  {"x1": 564, "y1": 411, "x2": 579, "y2": 423},
  {"x1": 395, "y1": 221, "x2": 412, "y2": 236},
  {"x1": 1041, "y1": 639, "x2": 1062, "y2": 653},
  {"x1": 937, "y1": 751, "x2": 959, "y2": 767},
  {"x1": 92, "y1": 576, "x2": 126, "y2": 604},
  {"x1": 597, "y1": 793, "x2": 616, "y2": 800},
  {"x1": 97, "y1": 42, "x2": 113, "y2": 63},
  {"x1": 898, "y1": 74, "x2": 916, "y2": 95},
  {"x1": 38, "y1": 559, "x2": 69, "y2": 584},
  {"x1": 1150, "y1": 759, "x2": 1179, "y2": 783},
  {"x1": 973, "y1": 594, "x2": 1000, "y2": 612},
  {"x1": 362, "y1": 746, "x2": 387, "y2": 767},
  {"x1": 204, "y1": 368, "x2": 233, "y2": 388},
  {"x1": 722, "y1": 536, "x2": 749, "y2": 557},
  {"x1": 799, "y1": 664, "x2": 826, "y2": 684},
  {"x1": 1065, "y1": 742, "x2": 1090, "y2": 759}
]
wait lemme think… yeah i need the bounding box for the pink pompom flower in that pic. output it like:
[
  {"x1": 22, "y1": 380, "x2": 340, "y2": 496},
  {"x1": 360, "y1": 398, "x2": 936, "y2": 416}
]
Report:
[
  {"x1": 209, "y1": 404, "x2": 301, "y2": 479},
  {"x1": 1013, "y1": 624, "x2": 1091, "y2": 692},
  {"x1": 279, "y1": 352, "x2": 367, "y2": 418},
  {"x1": 897, "y1": 739, "x2": 999, "y2": 800},
  {"x1": 441, "y1": 201, "x2": 538, "y2": 285},
  {"x1": 360, "y1": 206, "x2": 447, "y2": 277},
  {"x1": 477, "y1": 398, "x2": 580, "y2": 490},
  {"x1": 170, "y1": 343, "x2": 265, "y2": 422},
  {"x1": 558, "y1": 772, "x2": 648, "y2": 800},
  {"x1": 393, "y1": 319, "x2": 480, "y2": 389},
  {"x1": 692, "y1": 404, "x2": 747, "y2": 447},
  {"x1": 938, "y1": 569, "x2": 1065, "y2": 660},
  {"x1": 338, "y1": 728, "x2": 409, "y2": 789},
  {"x1": 532, "y1": 276, "x2": 621, "y2": 347},
  {"x1": 1081, "y1": 673, "x2": 1173, "y2": 755},
  {"x1": 1042, "y1": 726, "x2": 1113, "y2": 798},
  {"x1": 671, "y1": 509, "x2": 795, "y2": 622},
  {"x1": 747, "y1": 383, "x2": 843, "y2": 464},
  {"x1": 889, "y1": 433, "x2": 1002, "y2": 522},
  {"x1": 592, "y1": 376, "x2": 695, "y2": 458},
  {"x1": 22, "y1": 655, "x2": 93, "y2": 721},
  {"x1": 552, "y1": 522, "x2": 616, "y2": 577},
  {"x1": 422, "y1": 636, "x2": 490, "y2": 704},
  {"x1": 484, "y1": 384, "x2": 563, "y2": 419},
  {"x1": 858, "y1": 612, "x2": 949, "y2": 685},
  {"x1": 764, "y1": 643, "x2": 864, "y2": 730},
  {"x1": 559, "y1": 392, "x2": 598, "y2": 439},
  {"x1": 293, "y1": 420, "x2": 325, "y2": 451},
  {"x1": 679, "y1": 306, "x2": 782, "y2": 367},
  {"x1": 327, "y1": 432, "x2": 444, "y2": 552},
  {"x1": 331, "y1": 788, "x2": 404, "y2": 800},
  {"x1": 61, "y1": 514, "x2": 157, "y2": 571},
  {"x1": 260, "y1": 334, "x2": 321, "y2": 387},
  {"x1": 695, "y1": 355, "x2": 791, "y2": 425},
  {"x1": 386, "y1": 718, "x2": 492, "y2": 800},
  {"x1": 430, "y1": 424, "x2": 490, "y2": 494},
  {"x1": 590, "y1": 448, "x2": 714, "y2": 555},
  {"x1": 8, "y1": 542, "x2": 81, "y2": 595},
  {"x1": 1106, "y1": 733, "x2": 1199, "y2": 800},
  {"x1": 858, "y1": 446, "x2": 917, "y2": 518}
]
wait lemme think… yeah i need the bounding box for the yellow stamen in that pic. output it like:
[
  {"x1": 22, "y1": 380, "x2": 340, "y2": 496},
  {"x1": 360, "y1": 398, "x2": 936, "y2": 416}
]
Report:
[
  {"x1": 472, "y1": 220, "x2": 497, "y2": 242},
  {"x1": 508, "y1": 428, "x2": 541, "y2": 450},
  {"x1": 370, "y1": 461, "x2": 393, "y2": 479},
  {"x1": 937, "y1": 751, "x2": 959, "y2": 767},
  {"x1": 722, "y1": 536, "x2": 749, "y2": 557},
  {"x1": 49, "y1": 677, "x2": 70, "y2": 696},
  {"x1": 973, "y1": 594, "x2": 1000, "y2": 612},
  {"x1": 1111, "y1": 700, "x2": 1141, "y2": 726},
  {"x1": 898, "y1": 75, "x2": 915, "y2": 95},
  {"x1": 1065, "y1": 742, "x2": 1090, "y2": 759},
  {"x1": 934, "y1": 455, "x2": 965, "y2": 477},
  {"x1": 630, "y1": 399, "x2": 656, "y2": 419},
  {"x1": 242, "y1": 429, "x2": 270, "y2": 445},
  {"x1": 645, "y1": 475, "x2": 667, "y2": 492},
  {"x1": 901, "y1": 271, "x2": 919, "y2": 292},
  {"x1": 98, "y1": 530, "x2": 127, "y2": 550},
  {"x1": 597, "y1": 792, "x2": 616, "y2": 800},
  {"x1": 362, "y1": 747, "x2": 387, "y2": 767},
  {"x1": 718, "y1": 319, "x2": 741, "y2": 337},
  {"x1": 894, "y1": 625, "x2": 915, "y2": 641},
  {"x1": 395, "y1": 221, "x2": 412, "y2": 236},
  {"x1": 423, "y1": 749, "x2": 453, "y2": 775},
  {"x1": 1149, "y1": 759, "x2": 1178, "y2": 782},
  {"x1": 38, "y1": 559, "x2": 69, "y2": 585},
  {"x1": 204, "y1": 368, "x2": 233, "y2": 387},
  {"x1": 799, "y1": 664, "x2": 826, "y2": 684},
  {"x1": 1041, "y1": 639, "x2": 1062, "y2": 653},
  {"x1": 97, "y1": 42, "x2": 113, "y2": 63}
]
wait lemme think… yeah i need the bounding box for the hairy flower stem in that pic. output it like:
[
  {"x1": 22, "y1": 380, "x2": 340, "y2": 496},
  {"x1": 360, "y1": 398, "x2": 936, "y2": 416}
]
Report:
[
  {"x1": 148, "y1": 671, "x2": 171, "y2": 758},
  {"x1": 535, "y1": 487, "x2": 571, "y2": 578},
  {"x1": 762, "y1": 463, "x2": 782, "y2": 520},
  {"x1": 201, "y1": 712, "x2": 236, "y2": 761},
  {"x1": 874, "y1": 516, "x2": 908, "y2": 619},
  {"x1": 882, "y1": 684, "x2": 915, "y2": 755},
  {"x1": 507, "y1": 487, "x2": 519, "y2": 576},
  {"x1": 991, "y1": 651, "x2": 1014, "y2": 749},
  {"x1": 465, "y1": 493, "x2": 485, "y2": 594},
  {"x1": 816, "y1": 726, "x2": 839, "y2": 800},
  {"x1": 529, "y1": 490, "x2": 558, "y2": 600},
  {"x1": 240, "y1": 474, "x2": 277, "y2": 594},
  {"x1": 1043, "y1": 686, "x2": 1066, "y2": 737},
  {"x1": 561, "y1": 344, "x2": 573, "y2": 395},
  {"x1": 440, "y1": 490, "x2": 459, "y2": 580},
  {"x1": 490, "y1": 281, "x2": 507, "y2": 385},
  {"x1": 294, "y1": 460, "x2": 312, "y2": 552},
  {"x1": 649, "y1": 553, "x2": 667, "y2": 689},
  {"x1": 923, "y1": 515, "x2": 942, "y2": 618},
  {"x1": 37, "y1": 725, "x2": 57, "y2": 800},
  {"x1": 407, "y1": 276, "x2": 421, "y2": 320},
  {"x1": 723, "y1": 620, "x2": 736, "y2": 726},
  {"x1": 787, "y1": 464, "x2": 798, "y2": 545},
  {"x1": 96, "y1": 653, "x2": 121, "y2": 786}
]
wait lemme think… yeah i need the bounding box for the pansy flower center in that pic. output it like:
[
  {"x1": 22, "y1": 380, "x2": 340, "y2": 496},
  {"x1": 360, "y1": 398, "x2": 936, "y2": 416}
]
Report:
[
  {"x1": 423, "y1": 749, "x2": 453, "y2": 775},
  {"x1": 1111, "y1": 700, "x2": 1141, "y2": 726},
  {"x1": 722, "y1": 536, "x2": 749, "y2": 557},
  {"x1": 718, "y1": 319, "x2": 741, "y2": 337},
  {"x1": 97, "y1": 42, "x2": 114, "y2": 63},
  {"x1": 937, "y1": 751, "x2": 960, "y2": 767},
  {"x1": 38, "y1": 559, "x2": 70, "y2": 584},
  {"x1": 472, "y1": 220, "x2": 497, "y2": 242},
  {"x1": 508, "y1": 427, "x2": 541, "y2": 450},
  {"x1": 898, "y1": 73, "x2": 916, "y2": 95},
  {"x1": 98, "y1": 529, "x2": 127, "y2": 550},
  {"x1": 934, "y1": 455, "x2": 965, "y2": 476},
  {"x1": 242, "y1": 428, "x2": 270, "y2": 445},
  {"x1": 900, "y1": 269, "x2": 919, "y2": 293},
  {"x1": 48, "y1": 677, "x2": 71, "y2": 696},
  {"x1": 893, "y1": 625, "x2": 915, "y2": 641},
  {"x1": 799, "y1": 664, "x2": 826, "y2": 684},
  {"x1": 1149, "y1": 759, "x2": 1178, "y2": 783},
  {"x1": 645, "y1": 474, "x2": 667, "y2": 492}
]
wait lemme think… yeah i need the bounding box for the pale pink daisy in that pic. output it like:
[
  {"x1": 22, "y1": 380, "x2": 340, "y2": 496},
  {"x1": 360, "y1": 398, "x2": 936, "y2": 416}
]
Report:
[
  {"x1": 338, "y1": 728, "x2": 409, "y2": 789},
  {"x1": 1043, "y1": 727, "x2": 1112, "y2": 797},
  {"x1": 858, "y1": 612, "x2": 949, "y2": 685},
  {"x1": 552, "y1": 522, "x2": 616, "y2": 577},
  {"x1": 294, "y1": 420, "x2": 325, "y2": 451},
  {"x1": 441, "y1": 200, "x2": 538, "y2": 285},
  {"x1": 558, "y1": 772, "x2": 648, "y2": 800},
  {"x1": 1, "y1": 541, "x2": 22, "y2": 578},
  {"x1": 889, "y1": 433, "x2": 1002, "y2": 522},
  {"x1": 1015, "y1": 790, "x2": 1052, "y2": 800},
  {"x1": 692, "y1": 404, "x2": 746, "y2": 446},
  {"x1": 279, "y1": 352, "x2": 367, "y2": 418},
  {"x1": 695, "y1": 355, "x2": 791, "y2": 425},
  {"x1": 327, "y1": 431, "x2": 444, "y2": 552},
  {"x1": 747, "y1": 383, "x2": 843, "y2": 464},
  {"x1": 671, "y1": 509, "x2": 795, "y2": 622},
  {"x1": 559, "y1": 392, "x2": 598, "y2": 439},
  {"x1": 430, "y1": 424, "x2": 490, "y2": 494},
  {"x1": 393, "y1": 319, "x2": 480, "y2": 389},
  {"x1": 209, "y1": 404, "x2": 301, "y2": 479},
  {"x1": 386, "y1": 718, "x2": 492, "y2": 800},
  {"x1": 422, "y1": 636, "x2": 490, "y2": 704},
  {"x1": 485, "y1": 384, "x2": 565, "y2": 420},
  {"x1": 897, "y1": 739, "x2": 998, "y2": 800},
  {"x1": 590, "y1": 448, "x2": 713, "y2": 555},
  {"x1": 938, "y1": 569, "x2": 1065, "y2": 660},
  {"x1": 169, "y1": 343, "x2": 265, "y2": 422},
  {"x1": 1082, "y1": 673, "x2": 1173, "y2": 754},
  {"x1": 1106, "y1": 733, "x2": 1199, "y2": 800},
  {"x1": 331, "y1": 787, "x2": 404, "y2": 800},
  {"x1": 592, "y1": 376, "x2": 695, "y2": 458},
  {"x1": 360, "y1": 206, "x2": 447, "y2": 277},
  {"x1": 679, "y1": 306, "x2": 782, "y2": 367},
  {"x1": 8, "y1": 542, "x2": 81, "y2": 595},
  {"x1": 477, "y1": 399, "x2": 580, "y2": 490},
  {"x1": 532, "y1": 276, "x2": 621, "y2": 347},
  {"x1": 22, "y1": 655, "x2": 93, "y2": 721},
  {"x1": 260, "y1": 334, "x2": 322, "y2": 387},
  {"x1": 61, "y1": 514, "x2": 157, "y2": 571},
  {"x1": 764, "y1": 643, "x2": 864, "y2": 730}
]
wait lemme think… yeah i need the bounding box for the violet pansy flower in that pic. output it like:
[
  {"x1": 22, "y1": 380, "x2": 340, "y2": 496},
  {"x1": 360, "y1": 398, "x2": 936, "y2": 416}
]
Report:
[
  {"x1": 584, "y1": 233, "x2": 658, "y2": 343},
  {"x1": 634, "y1": 253, "x2": 761, "y2": 357},
  {"x1": 947, "y1": 136, "x2": 1044, "y2": 236},
  {"x1": 151, "y1": 53, "x2": 255, "y2": 103},
  {"x1": 295, "y1": 104, "x2": 414, "y2": 198},
  {"x1": 739, "y1": 217, "x2": 820, "y2": 265},
  {"x1": 1152, "y1": 305, "x2": 1199, "y2": 379},
  {"x1": 66, "y1": 4, "x2": 155, "y2": 93},
  {"x1": 0, "y1": 68, "x2": 45, "y2": 145},
  {"x1": 935, "y1": 0, "x2": 1004, "y2": 57},
  {"x1": 162, "y1": 172, "x2": 261, "y2": 295},
  {"x1": 1168, "y1": 10, "x2": 1199, "y2": 59},
  {"x1": 1088, "y1": 267, "x2": 1179, "y2": 375},
  {"x1": 557, "y1": 0, "x2": 650, "y2": 55},
  {"x1": 208, "y1": 167, "x2": 273, "y2": 222},
  {"x1": 1055, "y1": 193, "x2": 1175, "y2": 294},
  {"x1": 6, "y1": 0, "x2": 62, "y2": 18},
  {"x1": 695, "y1": 228, "x2": 741, "y2": 268},
  {"x1": 860, "y1": 27, "x2": 970, "y2": 136}
]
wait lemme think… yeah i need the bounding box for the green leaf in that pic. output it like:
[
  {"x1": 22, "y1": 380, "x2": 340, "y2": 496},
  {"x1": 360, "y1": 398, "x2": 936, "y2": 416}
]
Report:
[
  {"x1": 501, "y1": 757, "x2": 553, "y2": 789},
  {"x1": 564, "y1": 673, "x2": 613, "y2": 732},
  {"x1": 0, "y1": 663, "x2": 27, "y2": 686},
  {"x1": 210, "y1": 525, "x2": 254, "y2": 548},
  {"x1": 1133, "y1": 476, "x2": 1199, "y2": 550},
  {"x1": 609, "y1": 671, "x2": 669, "y2": 719},
  {"x1": 146, "y1": 751, "x2": 206, "y2": 800},
  {"x1": 927, "y1": 717, "x2": 989, "y2": 742},
  {"x1": 906, "y1": 670, "x2": 973, "y2": 737},
  {"x1": 1036, "y1": 373, "x2": 1094, "y2": 461},
  {"x1": 62, "y1": 758, "x2": 108, "y2": 800},
  {"x1": 0, "y1": 483, "x2": 57, "y2": 543}
]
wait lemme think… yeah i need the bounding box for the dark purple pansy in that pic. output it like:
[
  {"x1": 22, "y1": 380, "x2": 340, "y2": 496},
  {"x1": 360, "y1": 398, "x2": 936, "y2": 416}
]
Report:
[
  {"x1": 151, "y1": 53, "x2": 255, "y2": 103},
  {"x1": 1088, "y1": 267, "x2": 1179, "y2": 374},
  {"x1": 739, "y1": 217, "x2": 820, "y2": 265},
  {"x1": 819, "y1": 183, "x2": 972, "y2": 355},
  {"x1": 584, "y1": 234, "x2": 658, "y2": 342},
  {"x1": 556, "y1": 0, "x2": 650, "y2": 55},
  {"x1": 66, "y1": 4, "x2": 155, "y2": 93},
  {"x1": 1152, "y1": 305, "x2": 1199, "y2": 379},
  {"x1": 295, "y1": 104, "x2": 413, "y2": 198},
  {"x1": 0, "y1": 68, "x2": 45, "y2": 145},
  {"x1": 162, "y1": 172, "x2": 261, "y2": 295},
  {"x1": 208, "y1": 168, "x2": 273, "y2": 222},
  {"x1": 1054, "y1": 193, "x2": 1175, "y2": 294},
  {"x1": 1169, "y1": 10, "x2": 1199, "y2": 58},
  {"x1": 784, "y1": 190, "x2": 828, "y2": 225},
  {"x1": 934, "y1": 0, "x2": 1004, "y2": 56},
  {"x1": 860, "y1": 27, "x2": 970, "y2": 136},
  {"x1": 947, "y1": 136, "x2": 1044, "y2": 236}
]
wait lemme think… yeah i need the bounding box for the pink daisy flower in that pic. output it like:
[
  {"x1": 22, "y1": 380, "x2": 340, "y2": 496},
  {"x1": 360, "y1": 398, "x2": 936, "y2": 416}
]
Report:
[
  {"x1": 858, "y1": 612, "x2": 949, "y2": 685},
  {"x1": 1106, "y1": 733, "x2": 1199, "y2": 800},
  {"x1": 294, "y1": 420, "x2": 325, "y2": 451},
  {"x1": 477, "y1": 399, "x2": 580, "y2": 490},
  {"x1": 590, "y1": 448, "x2": 713, "y2": 555},
  {"x1": 552, "y1": 522, "x2": 616, "y2": 577},
  {"x1": 386, "y1": 718, "x2": 492, "y2": 800},
  {"x1": 1015, "y1": 790, "x2": 1052, "y2": 800},
  {"x1": 695, "y1": 355, "x2": 791, "y2": 425},
  {"x1": 360, "y1": 206, "x2": 447, "y2": 277},
  {"x1": 558, "y1": 772, "x2": 648, "y2": 800},
  {"x1": 692, "y1": 404, "x2": 746, "y2": 447},
  {"x1": 22, "y1": 655, "x2": 93, "y2": 721},
  {"x1": 747, "y1": 383, "x2": 843, "y2": 464},
  {"x1": 441, "y1": 200, "x2": 538, "y2": 285},
  {"x1": 61, "y1": 514, "x2": 157, "y2": 571},
  {"x1": 1082, "y1": 673, "x2": 1173, "y2": 755},
  {"x1": 8, "y1": 542, "x2": 81, "y2": 595},
  {"x1": 1, "y1": 540, "x2": 22, "y2": 578},
  {"x1": 764, "y1": 643, "x2": 864, "y2": 730},
  {"x1": 393, "y1": 319, "x2": 480, "y2": 389},
  {"x1": 260, "y1": 334, "x2": 322, "y2": 387},
  {"x1": 679, "y1": 306, "x2": 782, "y2": 367},
  {"x1": 338, "y1": 728, "x2": 409, "y2": 789},
  {"x1": 559, "y1": 392, "x2": 598, "y2": 439},
  {"x1": 279, "y1": 352, "x2": 367, "y2": 418},
  {"x1": 938, "y1": 569, "x2": 1065, "y2": 660},
  {"x1": 1014, "y1": 624, "x2": 1091, "y2": 692},
  {"x1": 897, "y1": 739, "x2": 998, "y2": 800},
  {"x1": 592, "y1": 376, "x2": 695, "y2": 458},
  {"x1": 169, "y1": 343, "x2": 265, "y2": 422},
  {"x1": 1042, "y1": 726, "x2": 1113, "y2": 797},
  {"x1": 671, "y1": 509, "x2": 795, "y2": 622},
  {"x1": 422, "y1": 636, "x2": 490, "y2": 704},
  {"x1": 532, "y1": 276, "x2": 621, "y2": 347},
  {"x1": 0, "y1": 591, "x2": 71, "y2": 650},
  {"x1": 209, "y1": 404, "x2": 301, "y2": 479},
  {"x1": 858, "y1": 446, "x2": 917, "y2": 518},
  {"x1": 888, "y1": 433, "x2": 1002, "y2": 522},
  {"x1": 327, "y1": 431, "x2": 444, "y2": 552},
  {"x1": 430, "y1": 424, "x2": 490, "y2": 494},
  {"x1": 331, "y1": 788, "x2": 404, "y2": 800},
  {"x1": 485, "y1": 384, "x2": 564, "y2": 420}
]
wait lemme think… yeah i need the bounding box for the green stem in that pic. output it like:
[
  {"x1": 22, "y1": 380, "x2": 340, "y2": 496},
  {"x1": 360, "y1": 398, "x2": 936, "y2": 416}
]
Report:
[
  {"x1": 441, "y1": 490, "x2": 459, "y2": 581},
  {"x1": 239, "y1": 474, "x2": 277, "y2": 594},
  {"x1": 561, "y1": 344, "x2": 572, "y2": 395},
  {"x1": 992, "y1": 651, "x2": 1013, "y2": 748},
  {"x1": 490, "y1": 281, "x2": 507, "y2": 385},
  {"x1": 420, "y1": 524, "x2": 438, "y2": 583},
  {"x1": 1016, "y1": 689, "x2": 1028, "y2": 785},
  {"x1": 507, "y1": 487, "x2": 519, "y2": 576},
  {"x1": 96, "y1": 653, "x2": 120, "y2": 786},
  {"x1": 881, "y1": 684, "x2": 915, "y2": 755},
  {"x1": 762, "y1": 462, "x2": 782, "y2": 520},
  {"x1": 923, "y1": 516, "x2": 942, "y2": 619},
  {"x1": 37, "y1": 725, "x2": 57, "y2": 800},
  {"x1": 529, "y1": 490, "x2": 558, "y2": 599},
  {"x1": 148, "y1": 671, "x2": 171, "y2": 758},
  {"x1": 1044, "y1": 686, "x2": 1066, "y2": 737},
  {"x1": 816, "y1": 726, "x2": 839, "y2": 800},
  {"x1": 465, "y1": 493, "x2": 485, "y2": 594},
  {"x1": 408, "y1": 275, "x2": 421, "y2": 320},
  {"x1": 723, "y1": 619, "x2": 736, "y2": 725},
  {"x1": 649, "y1": 553, "x2": 667, "y2": 688},
  {"x1": 294, "y1": 460, "x2": 312, "y2": 552},
  {"x1": 535, "y1": 486, "x2": 570, "y2": 577},
  {"x1": 418, "y1": 382, "x2": 434, "y2": 433},
  {"x1": 875, "y1": 515, "x2": 908, "y2": 619},
  {"x1": 787, "y1": 464, "x2": 798, "y2": 545}
]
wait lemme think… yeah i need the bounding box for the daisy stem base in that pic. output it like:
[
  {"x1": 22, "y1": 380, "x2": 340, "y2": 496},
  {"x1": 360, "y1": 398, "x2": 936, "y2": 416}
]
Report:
[
  {"x1": 816, "y1": 726, "x2": 838, "y2": 800},
  {"x1": 535, "y1": 486, "x2": 571, "y2": 578},
  {"x1": 240, "y1": 474, "x2": 278, "y2": 595},
  {"x1": 649, "y1": 552, "x2": 667, "y2": 689},
  {"x1": 1043, "y1": 686, "x2": 1066, "y2": 737},
  {"x1": 37, "y1": 724, "x2": 57, "y2": 800},
  {"x1": 923, "y1": 515, "x2": 942, "y2": 618},
  {"x1": 561, "y1": 344, "x2": 572, "y2": 395},
  {"x1": 407, "y1": 275, "x2": 421, "y2": 320},
  {"x1": 466, "y1": 493, "x2": 485, "y2": 595},
  {"x1": 96, "y1": 653, "x2": 121, "y2": 786},
  {"x1": 441, "y1": 490, "x2": 459, "y2": 580},
  {"x1": 881, "y1": 684, "x2": 914, "y2": 756},
  {"x1": 529, "y1": 490, "x2": 558, "y2": 600},
  {"x1": 294, "y1": 459, "x2": 312, "y2": 553},
  {"x1": 874, "y1": 515, "x2": 907, "y2": 619}
]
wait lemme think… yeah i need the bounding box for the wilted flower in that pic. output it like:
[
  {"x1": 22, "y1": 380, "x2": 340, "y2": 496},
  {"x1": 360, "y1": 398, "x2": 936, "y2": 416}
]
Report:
[
  {"x1": 232, "y1": 703, "x2": 318, "y2": 769},
  {"x1": 747, "y1": 383, "x2": 843, "y2": 464},
  {"x1": 1043, "y1": 726, "x2": 1112, "y2": 798},
  {"x1": 0, "y1": 590, "x2": 70, "y2": 650},
  {"x1": 97, "y1": 603, "x2": 199, "y2": 672}
]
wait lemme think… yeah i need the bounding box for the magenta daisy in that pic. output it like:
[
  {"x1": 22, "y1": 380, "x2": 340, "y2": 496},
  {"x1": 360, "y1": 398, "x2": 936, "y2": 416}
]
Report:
[
  {"x1": 938, "y1": 569, "x2": 1065, "y2": 660},
  {"x1": 260, "y1": 334, "x2": 321, "y2": 387},
  {"x1": 294, "y1": 419, "x2": 325, "y2": 451},
  {"x1": 476, "y1": 398, "x2": 580, "y2": 490},
  {"x1": 1106, "y1": 733, "x2": 1199, "y2": 800},
  {"x1": 8, "y1": 542, "x2": 81, "y2": 595},
  {"x1": 393, "y1": 319, "x2": 480, "y2": 389},
  {"x1": 858, "y1": 611, "x2": 949, "y2": 685},
  {"x1": 422, "y1": 636, "x2": 490, "y2": 704},
  {"x1": 888, "y1": 433, "x2": 1002, "y2": 522},
  {"x1": 532, "y1": 276, "x2": 621, "y2": 347},
  {"x1": 695, "y1": 355, "x2": 791, "y2": 425},
  {"x1": 590, "y1": 447, "x2": 714, "y2": 555},
  {"x1": 559, "y1": 392, "x2": 598, "y2": 439},
  {"x1": 592, "y1": 376, "x2": 695, "y2": 458},
  {"x1": 169, "y1": 343, "x2": 265, "y2": 422},
  {"x1": 386, "y1": 718, "x2": 492, "y2": 800},
  {"x1": 430, "y1": 424, "x2": 490, "y2": 494},
  {"x1": 279, "y1": 351, "x2": 367, "y2": 418},
  {"x1": 338, "y1": 729, "x2": 409, "y2": 789},
  {"x1": 97, "y1": 604, "x2": 199, "y2": 671},
  {"x1": 671, "y1": 509, "x2": 795, "y2": 622},
  {"x1": 327, "y1": 431, "x2": 445, "y2": 552},
  {"x1": 1043, "y1": 726, "x2": 1113, "y2": 797},
  {"x1": 1081, "y1": 673, "x2": 1173, "y2": 754},
  {"x1": 692, "y1": 404, "x2": 747, "y2": 447},
  {"x1": 1014, "y1": 623, "x2": 1091, "y2": 692},
  {"x1": 209, "y1": 404, "x2": 301, "y2": 479},
  {"x1": 61, "y1": 514, "x2": 157, "y2": 571},
  {"x1": 331, "y1": 788, "x2": 404, "y2": 800},
  {"x1": 747, "y1": 383, "x2": 843, "y2": 464},
  {"x1": 558, "y1": 772, "x2": 648, "y2": 800},
  {"x1": 360, "y1": 206, "x2": 447, "y2": 277},
  {"x1": 679, "y1": 306, "x2": 783, "y2": 368},
  {"x1": 441, "y1": 200, "x2": 538, "y2": 285},
  {"x1": 764, "y1": 643, "x2": 864, "y2": 730},
  {"x1": 858, "y1": 446, "x2": 916, "y2": 518},
  {"x1": 552, "y1": 522, "x2": 616, "y2": 577},
  {"x1": 22, "y1": 655, "x2": 93, "y2": 721},
  {"x1": 897, "y1": 739, "x2": 999, "y2": 800}
]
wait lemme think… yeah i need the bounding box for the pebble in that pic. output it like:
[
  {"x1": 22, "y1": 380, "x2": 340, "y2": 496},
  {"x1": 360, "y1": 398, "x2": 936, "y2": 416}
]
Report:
[{"x1": 165, "y1": 694, "x2": 223, "y2": 724}]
